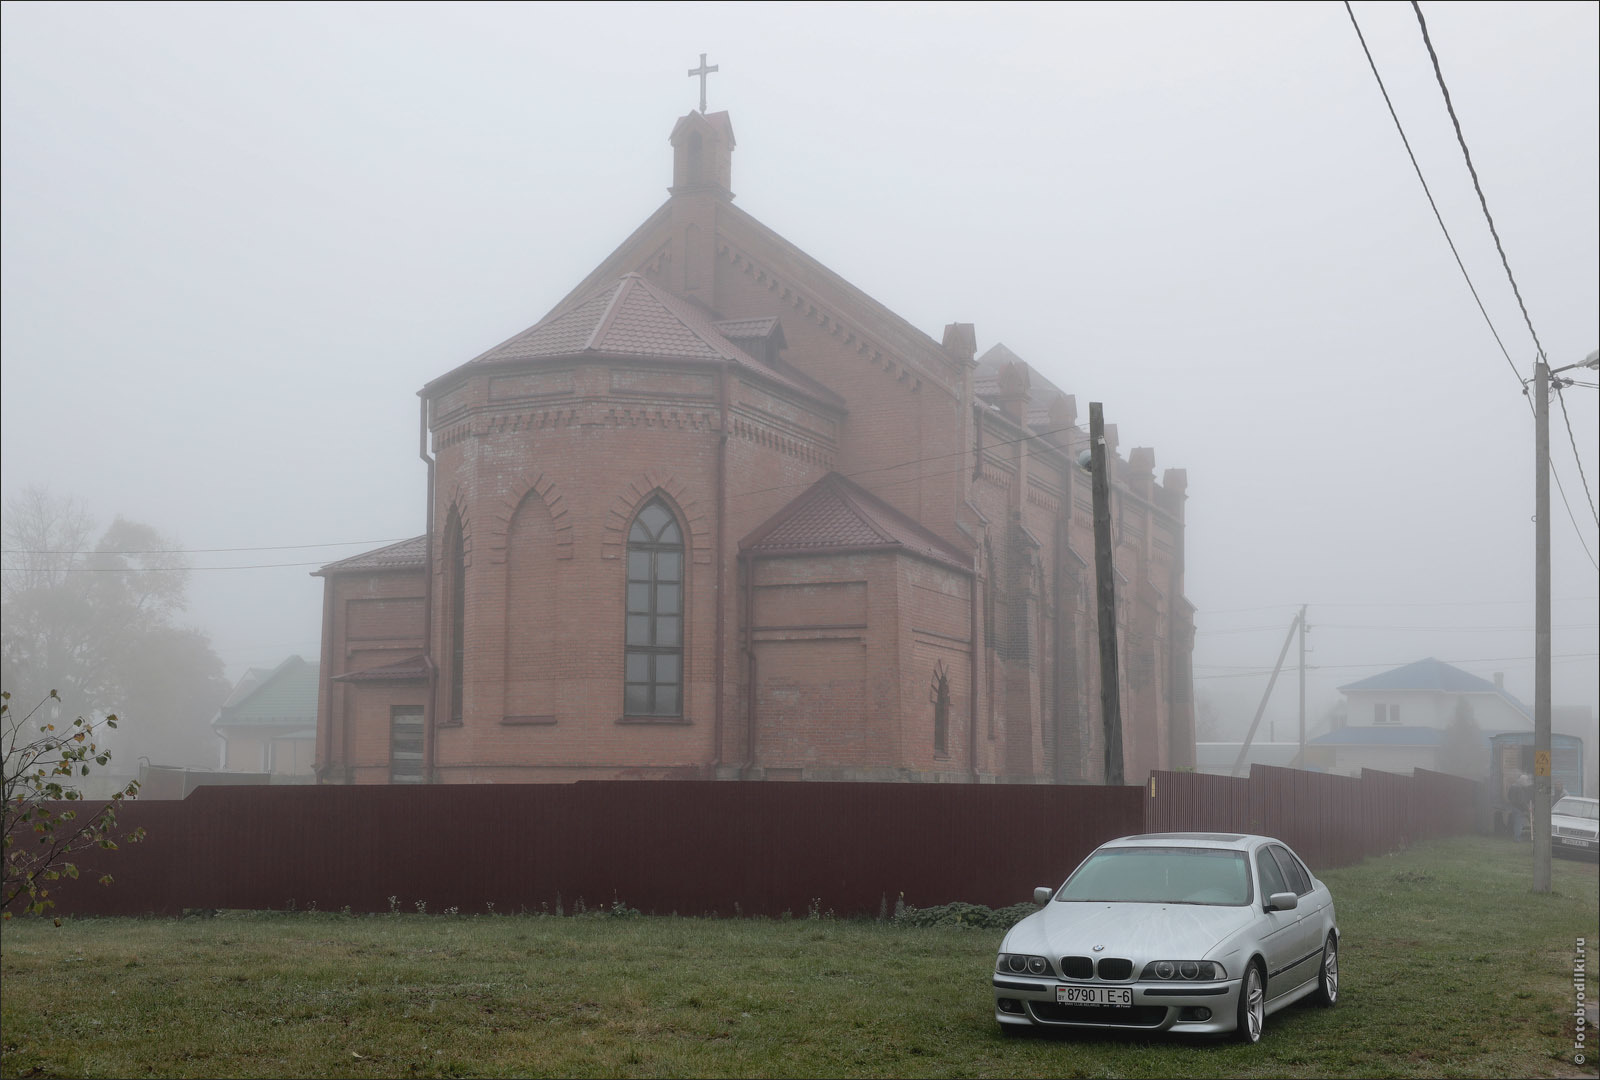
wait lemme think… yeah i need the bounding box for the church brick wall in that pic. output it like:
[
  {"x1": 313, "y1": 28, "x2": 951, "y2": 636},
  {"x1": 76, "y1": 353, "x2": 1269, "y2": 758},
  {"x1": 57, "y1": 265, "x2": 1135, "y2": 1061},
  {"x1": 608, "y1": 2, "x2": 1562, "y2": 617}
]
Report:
[{"x1": 311, "y1": 107, "x2": 1194, "y2": 788}]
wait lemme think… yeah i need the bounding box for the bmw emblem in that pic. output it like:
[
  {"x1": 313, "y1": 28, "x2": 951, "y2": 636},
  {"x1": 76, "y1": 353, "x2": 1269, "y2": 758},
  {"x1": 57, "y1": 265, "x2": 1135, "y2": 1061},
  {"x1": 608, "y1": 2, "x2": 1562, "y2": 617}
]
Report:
[{"x1": 1092, "y1": 945, "x2": 1105, "y2": 952}]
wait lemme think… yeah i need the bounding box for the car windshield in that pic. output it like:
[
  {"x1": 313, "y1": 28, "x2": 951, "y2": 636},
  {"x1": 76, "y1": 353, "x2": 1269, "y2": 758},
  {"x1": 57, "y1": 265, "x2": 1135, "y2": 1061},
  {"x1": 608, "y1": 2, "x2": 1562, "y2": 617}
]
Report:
[
  {"x1": 1553, "y1": 798, "x2": 1599, "y2": 821},
  {"x1": 1056, "y1": 846, "x2": 1251, "y2": 906}
]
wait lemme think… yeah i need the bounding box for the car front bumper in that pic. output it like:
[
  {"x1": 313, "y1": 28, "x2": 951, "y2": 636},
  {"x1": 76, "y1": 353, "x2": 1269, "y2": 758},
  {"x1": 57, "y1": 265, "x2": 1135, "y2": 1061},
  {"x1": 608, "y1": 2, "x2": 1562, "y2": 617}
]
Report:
[
  {"x1": 993, "y1": 975, "x2": 1243, "y2": 1035},
  {"x1": 1553, "y1": 833, "x2": 1598, "y2": 858}
]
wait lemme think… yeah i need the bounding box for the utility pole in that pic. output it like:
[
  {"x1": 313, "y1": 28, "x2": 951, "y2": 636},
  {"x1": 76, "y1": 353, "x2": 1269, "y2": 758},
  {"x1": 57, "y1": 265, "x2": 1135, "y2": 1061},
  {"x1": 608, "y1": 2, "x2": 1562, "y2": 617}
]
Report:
[
  {"x1": 1089, "y1": 402, "x2": 1124, "y2": 785},
  {"x1": 1230, "y1": 610, "x2": 1302, "y2": 777},
  {"x1": 1529, "y1": 348, "x2": 1597, "y2": 893},
  {"x1": 1298, "y1": 604, "x2": 1308, "y2": 762},
  {"x1": 1532, "y1": 358, "x2": 1552, "y2": 894}
]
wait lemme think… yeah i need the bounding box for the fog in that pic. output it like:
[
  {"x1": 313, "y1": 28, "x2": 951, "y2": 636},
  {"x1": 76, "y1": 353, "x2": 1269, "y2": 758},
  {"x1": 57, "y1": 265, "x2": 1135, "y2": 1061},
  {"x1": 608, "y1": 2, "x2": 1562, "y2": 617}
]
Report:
[{"x1": 2, "y1": 2, "x2": 1595, "y2": 754}]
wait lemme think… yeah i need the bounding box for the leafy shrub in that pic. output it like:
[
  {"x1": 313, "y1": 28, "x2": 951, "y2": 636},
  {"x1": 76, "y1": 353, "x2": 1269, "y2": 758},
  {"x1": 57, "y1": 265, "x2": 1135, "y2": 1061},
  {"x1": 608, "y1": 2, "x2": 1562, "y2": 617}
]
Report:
[{"x1": 890, "y1": 899, "x2": 1038, "y2": 931}]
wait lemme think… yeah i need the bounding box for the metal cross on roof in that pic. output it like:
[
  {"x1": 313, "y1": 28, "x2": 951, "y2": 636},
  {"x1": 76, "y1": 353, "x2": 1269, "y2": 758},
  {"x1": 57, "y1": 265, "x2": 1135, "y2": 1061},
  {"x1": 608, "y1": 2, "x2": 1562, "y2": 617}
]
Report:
[{"x1": 687, "y1": 52, "x2": 718, "y2": 113}]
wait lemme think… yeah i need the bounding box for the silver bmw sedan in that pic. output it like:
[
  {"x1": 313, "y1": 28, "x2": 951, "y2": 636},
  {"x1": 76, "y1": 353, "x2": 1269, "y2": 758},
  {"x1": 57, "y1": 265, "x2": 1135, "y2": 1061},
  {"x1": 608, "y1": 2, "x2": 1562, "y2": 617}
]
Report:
[{"x1": 993, "y1": 832, "x2": 1339, "y2": 1043}]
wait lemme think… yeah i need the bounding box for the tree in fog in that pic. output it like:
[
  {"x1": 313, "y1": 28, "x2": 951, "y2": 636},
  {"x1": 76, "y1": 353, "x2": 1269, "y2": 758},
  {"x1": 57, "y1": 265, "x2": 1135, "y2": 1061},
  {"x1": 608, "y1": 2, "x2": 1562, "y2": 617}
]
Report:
[
  {"x1": 1, "y1": 488, "x2": 229, "y2": 769},
  {"x1": 1439, "y1": 697, "x2": 1487, "y2": 780}
]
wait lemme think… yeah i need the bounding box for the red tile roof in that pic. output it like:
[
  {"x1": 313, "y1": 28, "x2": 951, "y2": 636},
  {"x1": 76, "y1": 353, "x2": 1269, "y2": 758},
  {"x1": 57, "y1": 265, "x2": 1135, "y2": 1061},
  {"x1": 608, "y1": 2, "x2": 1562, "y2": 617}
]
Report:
[
  {"x1": 315, "y1": 535, "x2": 427, "y2": 576},
  {"x1": 455, "y1": 274, "x2": 842, "y2": 409},
  {"x1": 333, "y1": 655, "x2": 429, "y2": 683},
  {"x1": 740, "y1": 473, "x2": 972, "y2": 571}
]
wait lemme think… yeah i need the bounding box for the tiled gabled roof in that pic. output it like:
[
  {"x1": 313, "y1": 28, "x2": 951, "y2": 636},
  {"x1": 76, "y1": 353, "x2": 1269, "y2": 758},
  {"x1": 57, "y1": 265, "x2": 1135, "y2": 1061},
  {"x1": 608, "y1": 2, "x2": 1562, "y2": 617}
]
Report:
[
  {"x1": 314, "y1": 535, "x2": 427, "y2": 576},
  {"x1": 214, "y1": 655, "x2": 319, "y2": 728},
  {"x1": 740, "y1": 472, "x2": 972, "y2": 572},
  {"x1": 449, "y1": 274, "x2": 842, "y2": 410},
  {"x1": 470, "y1": 273, "x2": 750, "y2": 365},
  {"x1": 1338, "y1": 657, "x2": 1532, "y2": 719}
]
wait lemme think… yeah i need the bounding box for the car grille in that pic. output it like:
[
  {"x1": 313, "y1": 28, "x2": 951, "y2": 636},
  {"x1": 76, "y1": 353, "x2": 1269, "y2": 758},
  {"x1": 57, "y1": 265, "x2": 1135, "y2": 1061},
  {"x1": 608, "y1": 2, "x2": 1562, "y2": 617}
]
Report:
[
  {"x1": 1097, "y1": 958, "x2": 1133, "y2": 981},
  {"x1": 1030, "y1": 1003, "x2": 1168, "y2": 1027},
  {"x1": 1555, "y1": 826, "x2": 1596, "y2": 839},
  {"x1": 1059, "y1": 956, "x2": 1134, "y2": 980},
  {"x1": 1061, "y1": 956, "x2": 1093, "y2": 979}
]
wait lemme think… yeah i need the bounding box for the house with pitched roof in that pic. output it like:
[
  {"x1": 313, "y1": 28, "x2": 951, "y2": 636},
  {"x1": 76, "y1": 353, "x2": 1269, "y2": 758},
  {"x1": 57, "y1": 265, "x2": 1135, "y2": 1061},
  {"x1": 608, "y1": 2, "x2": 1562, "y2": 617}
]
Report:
[
  {"x1": 312, "y1": 106, "x2": 1194, "y2": 785},
  {"x1": 213, "y1": 655, "x2": 320, "y2": 776},
  {"x1": 1305, "y1": 657, "x2": 1531, "y2": 779}
]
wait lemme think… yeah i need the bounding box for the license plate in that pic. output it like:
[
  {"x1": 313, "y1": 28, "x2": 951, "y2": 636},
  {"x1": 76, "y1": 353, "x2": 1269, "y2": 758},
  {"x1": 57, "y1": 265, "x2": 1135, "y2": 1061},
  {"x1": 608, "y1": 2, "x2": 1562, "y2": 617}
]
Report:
[
  {"x1": 1560, "y1": 838, "x2": 1592, "y2": 848},
  {"x1": 1057, "y1": 984, "x2": 1133, "y2": 1007}
]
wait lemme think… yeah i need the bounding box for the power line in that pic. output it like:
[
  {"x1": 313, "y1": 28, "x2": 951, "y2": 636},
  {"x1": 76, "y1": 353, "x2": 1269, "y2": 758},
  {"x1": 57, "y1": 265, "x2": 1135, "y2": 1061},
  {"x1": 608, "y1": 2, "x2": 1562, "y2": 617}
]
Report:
[
  {"x1": 1549, "y1": 451, "x2": 1599, "y2": 569},
  {"x1": 1410, "y1": 0, "x2": 1550, "y2": 366},
  {"x1": 1194, "y1": 651, "x2": 1598, "y2": 680},
  {"x1": 1553, "y1": 383, "x2": 1599, "y2": 526},
  {"x1": 8, "y1": 560, "x2": 329, "y2": 572},
  {"x1": 1345, "y1": 3, "x2": 1596, "y2": 569},
  {"x1": 1205, "y1": 596, "x2": 1596, "y2": 613},
  {"x1": 1200, "y1": 621, "x2": 1599, "y2": 636},
  {"x1": 1341, "y1": 0, "x2": 1523, "y2": 388},
  {"x1": 0, "y1": 537, "x2": 417, "y2": 557}
]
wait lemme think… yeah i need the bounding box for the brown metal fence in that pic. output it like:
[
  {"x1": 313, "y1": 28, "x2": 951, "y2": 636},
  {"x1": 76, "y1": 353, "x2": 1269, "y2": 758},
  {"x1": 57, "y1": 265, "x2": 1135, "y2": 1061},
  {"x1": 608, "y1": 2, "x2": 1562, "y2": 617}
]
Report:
[
  {"x1": 29, "y1": 767, "x2": 1480, "y2": 918},
  {"x1": 32, "y1": 781, "x2": 1145, "y2": 918},
  {"x1": 1145, "y1": 765, "x2": 1480, "y2": 869}
]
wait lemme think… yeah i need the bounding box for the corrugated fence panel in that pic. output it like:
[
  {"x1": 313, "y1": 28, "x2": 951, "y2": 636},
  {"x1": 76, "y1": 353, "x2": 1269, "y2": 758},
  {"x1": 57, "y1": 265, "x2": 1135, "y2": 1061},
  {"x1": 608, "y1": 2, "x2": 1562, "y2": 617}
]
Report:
[
  {"x1": 31, "y1": 782, "x2": 1148, "y2": 918},
  {"x1": 25, "y1": 768, "x2": 1481, "y2": 918}
]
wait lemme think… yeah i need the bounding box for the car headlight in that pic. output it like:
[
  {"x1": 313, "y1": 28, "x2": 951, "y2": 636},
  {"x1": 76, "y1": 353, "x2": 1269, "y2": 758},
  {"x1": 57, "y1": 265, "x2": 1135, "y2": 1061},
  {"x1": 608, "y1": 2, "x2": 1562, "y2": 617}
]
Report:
[
  {"x1": 1140, "y1": 960, "x2": 1225, "y2": 980},
  {"x1": 997, "y1": 953, "x2": 1052, "y2": 976}
]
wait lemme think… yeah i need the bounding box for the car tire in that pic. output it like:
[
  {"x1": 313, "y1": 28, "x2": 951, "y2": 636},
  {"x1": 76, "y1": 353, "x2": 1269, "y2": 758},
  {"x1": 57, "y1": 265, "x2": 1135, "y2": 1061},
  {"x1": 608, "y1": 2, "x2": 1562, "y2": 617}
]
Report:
[
  {"x1": 1234, "y1": 960, "x2": 1265, "y2": 1044},
  {"x1": 1312, "y1": 933, "x2": 1339, "y2": 1007}
]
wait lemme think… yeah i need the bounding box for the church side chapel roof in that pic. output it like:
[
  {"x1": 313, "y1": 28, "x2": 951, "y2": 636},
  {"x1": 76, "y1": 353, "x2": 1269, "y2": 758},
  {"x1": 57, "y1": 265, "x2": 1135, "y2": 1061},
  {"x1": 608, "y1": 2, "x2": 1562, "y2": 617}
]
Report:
[
  {"x1": 457, "y1": 273, "x2": 843, "y2": 409},
  {"x1": 333, "y1": 655, "x2": 429, "y2": 683},
  {"x1": 740, "y1": 472, "x2": 972, "y2": 572},
  {"x1": 314, "y1": 535, "x2": 428, "y2": 576}
]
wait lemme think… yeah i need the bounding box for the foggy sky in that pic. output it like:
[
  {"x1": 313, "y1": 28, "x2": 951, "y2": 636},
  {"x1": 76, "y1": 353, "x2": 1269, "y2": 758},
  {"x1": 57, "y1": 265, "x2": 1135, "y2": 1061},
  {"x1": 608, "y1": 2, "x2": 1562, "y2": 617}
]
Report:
[{"x1": 2, "y1": 1, "x2": 1596, "y2": 743}]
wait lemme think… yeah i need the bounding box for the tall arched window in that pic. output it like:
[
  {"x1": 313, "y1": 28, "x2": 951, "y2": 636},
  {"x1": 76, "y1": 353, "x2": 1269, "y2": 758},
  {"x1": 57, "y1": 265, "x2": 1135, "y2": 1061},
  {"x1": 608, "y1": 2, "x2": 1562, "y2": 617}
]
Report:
[
  {"x1": 931, "y1": 662, "x2": 951, "y2": 758},
  {"x1": 624, "y1": 499, "x2": 683, "y2": 717},
  {"x1": 446, "y1": 509, "x2": 465, "y2": 726}
]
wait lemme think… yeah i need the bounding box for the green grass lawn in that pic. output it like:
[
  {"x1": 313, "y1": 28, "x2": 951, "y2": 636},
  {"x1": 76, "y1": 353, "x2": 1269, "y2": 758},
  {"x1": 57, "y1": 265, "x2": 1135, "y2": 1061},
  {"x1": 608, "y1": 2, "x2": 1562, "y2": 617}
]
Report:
[{"x1": 2, "y1": 834, "x2": 1595, "y2": 1079}]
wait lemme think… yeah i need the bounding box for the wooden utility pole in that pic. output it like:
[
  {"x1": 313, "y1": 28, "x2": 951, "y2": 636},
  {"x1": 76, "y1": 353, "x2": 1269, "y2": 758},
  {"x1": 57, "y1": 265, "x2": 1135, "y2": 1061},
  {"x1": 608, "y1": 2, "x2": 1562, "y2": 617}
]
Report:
[
  {"x1": 1530, "y1": 348, "x2": 1598, "y2": 891},
  {"x1": 1230, "y1": 610, "x2": 1302, "y2": 777},
  {"x1": 1532, "y1": 359, "x2": 1552, "y2": 893},
  {"x1": 1298, "y1": 603, "x2": 1308, "y2": 761},
  {"x1": 1089, "y1": 403, "x2": 1124, "y2": 785}
]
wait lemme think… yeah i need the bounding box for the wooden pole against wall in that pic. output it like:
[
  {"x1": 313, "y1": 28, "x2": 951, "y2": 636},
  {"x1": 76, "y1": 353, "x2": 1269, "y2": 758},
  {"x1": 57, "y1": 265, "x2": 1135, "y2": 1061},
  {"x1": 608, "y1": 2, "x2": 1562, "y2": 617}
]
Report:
[{"x1": 1089, "y1": 403, "x2": 1124, "y2": 786}]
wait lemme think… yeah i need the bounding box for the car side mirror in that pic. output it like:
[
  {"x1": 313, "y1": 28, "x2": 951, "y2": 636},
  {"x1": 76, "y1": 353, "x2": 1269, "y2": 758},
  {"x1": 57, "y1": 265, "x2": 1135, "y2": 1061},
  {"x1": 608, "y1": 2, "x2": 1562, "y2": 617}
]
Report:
[
  {"x1": 1033, "y1": 887, "x2": 1053, "y2": 906},
  {"x1": 1267, "y1": 891, "x2": 1298, "y2": 911}
]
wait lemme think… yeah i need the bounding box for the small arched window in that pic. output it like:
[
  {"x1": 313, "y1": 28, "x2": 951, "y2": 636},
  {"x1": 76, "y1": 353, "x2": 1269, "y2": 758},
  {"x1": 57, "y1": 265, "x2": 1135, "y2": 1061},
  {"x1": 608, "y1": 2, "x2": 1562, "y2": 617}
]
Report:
[{"x1": 624, "y1": 499, "x2": 683, "y2": 717}]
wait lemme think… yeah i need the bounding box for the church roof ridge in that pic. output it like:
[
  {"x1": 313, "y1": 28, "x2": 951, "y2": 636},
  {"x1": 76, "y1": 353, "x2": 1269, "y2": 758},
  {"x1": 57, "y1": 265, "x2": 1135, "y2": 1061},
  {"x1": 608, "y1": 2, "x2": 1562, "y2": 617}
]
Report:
[
  {"x1": 739, "y1": 472, "x2": 972, "y2": 572},
  {"x1": 719, "y1": 202, "x2": 960, "y2": 382},
  {"x1": 428, "y1": 271, "x2": 843, "y2": 411}
]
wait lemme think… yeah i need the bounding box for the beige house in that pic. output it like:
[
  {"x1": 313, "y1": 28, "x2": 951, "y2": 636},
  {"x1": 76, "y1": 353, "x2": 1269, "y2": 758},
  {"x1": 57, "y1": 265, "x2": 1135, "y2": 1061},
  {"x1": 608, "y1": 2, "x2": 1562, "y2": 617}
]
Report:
[{"x1": 213, "y1": 656, "x2": 319, "y2": 777}]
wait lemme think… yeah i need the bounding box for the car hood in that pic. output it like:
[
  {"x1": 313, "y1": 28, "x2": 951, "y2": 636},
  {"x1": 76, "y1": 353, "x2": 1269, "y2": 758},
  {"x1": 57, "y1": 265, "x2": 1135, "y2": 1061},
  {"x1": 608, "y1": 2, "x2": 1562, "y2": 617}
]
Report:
[
  {"x1": 1006, "y1": 901, "x2": 1258, "y2": 962},
  {"x1": 1553, "y1": 813, "x2": 1598, "y2": 833}
]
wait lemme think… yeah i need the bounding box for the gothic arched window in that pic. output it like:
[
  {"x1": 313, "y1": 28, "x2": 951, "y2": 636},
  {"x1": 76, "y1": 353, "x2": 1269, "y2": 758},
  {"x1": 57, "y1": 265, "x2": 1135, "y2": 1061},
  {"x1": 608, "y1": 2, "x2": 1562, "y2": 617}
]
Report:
[
  {"x1": 931, "y1": 661, "x2": 951, "y2": 759},
  {"x1": 624, "y1": 499, "x2": 683, "y2": 717},
  {"x1": 446, "y1": 508, "x2": 465, "y2": 726}
]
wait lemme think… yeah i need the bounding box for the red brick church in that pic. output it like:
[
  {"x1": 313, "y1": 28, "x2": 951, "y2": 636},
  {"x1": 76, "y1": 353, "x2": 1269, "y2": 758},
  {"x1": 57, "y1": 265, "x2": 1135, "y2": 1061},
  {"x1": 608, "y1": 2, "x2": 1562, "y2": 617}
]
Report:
[{"x1": 313, "y1": 103, "x2": 1195, "y2": 785}]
